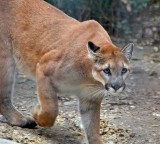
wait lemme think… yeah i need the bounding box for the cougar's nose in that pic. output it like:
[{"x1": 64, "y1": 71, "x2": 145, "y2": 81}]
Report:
[
  {"x1": 111, "y1": 83, "x2": 121, "y2": 91},
  {"x1": 111, "y1": 83, "x2": 125, "y2": 91}
]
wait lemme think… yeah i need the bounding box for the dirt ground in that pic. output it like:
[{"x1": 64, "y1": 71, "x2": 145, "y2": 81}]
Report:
[{"x1": 0, "y1": 41, "x2": 160, "y2": 144}]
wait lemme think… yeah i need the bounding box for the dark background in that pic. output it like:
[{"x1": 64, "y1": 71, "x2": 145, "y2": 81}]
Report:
[{"x1": 45, "y1": 0, "x2": 160, "y2": 46}]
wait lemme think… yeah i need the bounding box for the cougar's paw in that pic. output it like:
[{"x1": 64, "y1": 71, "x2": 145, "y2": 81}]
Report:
[
  {"x1": 32, "y1": 105, "x2": 54, "y2": 128},
  {"x1": 20, "y1": 117, "x2": 37, "y2": 128},
  {"x1": 9, "y1": 117, "x2": 37, "y2": 129}
]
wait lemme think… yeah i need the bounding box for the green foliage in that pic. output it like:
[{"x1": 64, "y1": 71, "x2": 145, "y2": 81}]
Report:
[
  {"x1": 129, "y1": 0, "x2": 150, "y2": 10},
  {"x1": 44, "y1": 0, "x2": 151, "y2": 37}
]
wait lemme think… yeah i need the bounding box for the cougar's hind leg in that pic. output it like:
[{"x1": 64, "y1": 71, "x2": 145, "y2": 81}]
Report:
[{"x1": 0, "y1": 47, "x2": 36, "y2": 128}]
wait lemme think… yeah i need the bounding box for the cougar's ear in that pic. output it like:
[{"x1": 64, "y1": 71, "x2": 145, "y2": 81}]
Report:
[
  {"x1": 122, "y1": 43, "x2": 134, "y2": 60},
  {"x1": 87, "y1": 41, "x2": 100, "y2": 60},
  {"x1": 87, "y1": 41, "x2": 100, "y2": 53}
]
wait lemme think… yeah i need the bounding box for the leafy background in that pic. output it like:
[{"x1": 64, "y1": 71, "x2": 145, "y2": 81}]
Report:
[{"x1": 44, "y1": 0, "x2": 160, "y2": 43}]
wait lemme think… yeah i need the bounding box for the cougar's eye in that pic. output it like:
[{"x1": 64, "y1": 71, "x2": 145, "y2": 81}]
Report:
[
  {"x1": 103, "y1": 68, "x2": 111, "y2": 75},
  {"x1": 121, "y1": 68, "x2": 128, "y2": 75}
]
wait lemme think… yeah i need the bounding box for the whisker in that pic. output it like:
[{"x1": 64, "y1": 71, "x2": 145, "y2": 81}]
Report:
[
  {"x1": 81, "y1": 83, "x2": 111, "y2": 99},
  {"x1": 86, "y1": 88, "x2": 102, "y2": 97}
]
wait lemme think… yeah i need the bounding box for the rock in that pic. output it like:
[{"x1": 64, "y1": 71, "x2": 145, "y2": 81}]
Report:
[
  {"x1": 0, "y1": 138, "x2": 18, "y2": 144},
  {"x1": 152, "y1": 112, "x2": 160, "y2": 117},
  {"x1": 136, "y1": 46, "x2": 144, "y2": 50},
  {"x1": 153, "y1": 46, "x2": 159, "y2": 52},
  {"x1": 149, "y1": 71, "x2": 158, "y2": 77}
]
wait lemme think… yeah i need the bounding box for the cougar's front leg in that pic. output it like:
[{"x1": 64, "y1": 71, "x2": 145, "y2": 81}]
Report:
[
  {"x1": 0, "y1": 47, "x2": 36, "y2": 128},
  {"x1": 79, "y1": 98, "x2": 104, "y2": 144},
  {"x1": 32, "y1": 63, "x2": 58, "y2": 127}
]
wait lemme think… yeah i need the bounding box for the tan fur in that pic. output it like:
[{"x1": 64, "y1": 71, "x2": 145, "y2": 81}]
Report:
[{"x1": 0, "y1": 0, "x2": 133, "y2": 143}]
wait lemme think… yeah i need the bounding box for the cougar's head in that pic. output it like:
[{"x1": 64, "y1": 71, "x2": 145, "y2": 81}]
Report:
[{"x1": 87, "y1": 41, "x2": 133, "y2": 95}]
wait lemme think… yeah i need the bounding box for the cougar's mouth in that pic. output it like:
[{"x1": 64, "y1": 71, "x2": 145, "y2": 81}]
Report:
[{"x1": 105, "y1": 83, "x2": 126, "y2": 95}]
